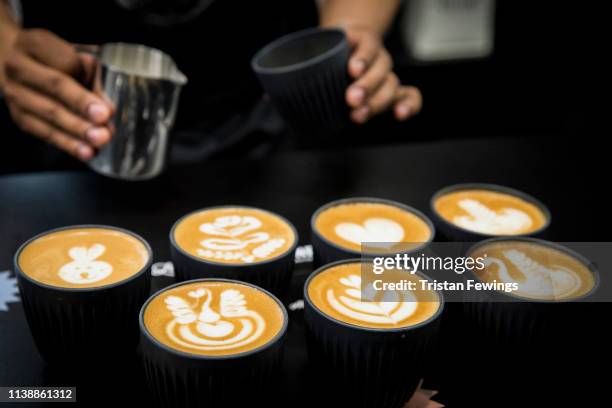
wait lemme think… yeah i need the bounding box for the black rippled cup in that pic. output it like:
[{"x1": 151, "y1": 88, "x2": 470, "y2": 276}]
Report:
[
  {"x1": 303, "y1": 259, "x2": 444, "y2": 408},
  {"x1": 311, "y1": 197, "x2": 436, "y2": 269},
  {"x1": 430, "y1": 183, "x2": 551, "y2": 242},
  {"x1": 139, "y1": 279, "x2": 288, "y2": 408},
  {"x1": 170, "y1": 206, "x2": 298, "y2": 299},
  {"x1": 464, "y1": 237, "x2": 600, "y2": 346},
  {"x1": 14, "y1": 225, "x2": 152, "y2": 365},
  {"x1": 252, "y1": 27, "x2": 351, "y2": 134}
]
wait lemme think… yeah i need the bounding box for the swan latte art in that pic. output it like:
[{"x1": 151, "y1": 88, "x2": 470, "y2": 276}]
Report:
[
  {"x1": 143, "y1": 281, "x2": 285, "y2": 356},
  {"x1": 469, "y1": 241, "x2": 596, "y2": 301},
  {"x1": 307, "y1": 262, "x2": 440, "y2": 329},
  {"x1": 314, "y1": 202, "x2": 432, "y2": 253},
  {"x1": 18, "y1": 227, "x2": 150, "y2": 288},
  {"x1": 173, "y1": 207, "x2": 296, "y2": 264},
  {"x1": 434, "y1": 189, "x2": 547, "y2": 236}
]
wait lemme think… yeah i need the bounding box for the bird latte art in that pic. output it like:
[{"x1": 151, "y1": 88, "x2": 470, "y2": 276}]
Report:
[
  {"x1": 434, "y1": 189, "x2": 547, "y2": 236},
  {"x1": 143, "y1": 281, "x2": 285, "y2": 356},
  {"x1": 307, "y1": 262, "x2": 440, "y2": 329},
  {"x1": 314, "y1": 202, "x2": 432, "y2": 253},
  {"x1": 469, "y1": 241, "x2": 596, "y2": 301},
  {"x1": 18, "y1": 227, "x2": 149, "y2": 288},
  {"x1": 173, "y1": 207, "x2": 295, "y2": 264}
]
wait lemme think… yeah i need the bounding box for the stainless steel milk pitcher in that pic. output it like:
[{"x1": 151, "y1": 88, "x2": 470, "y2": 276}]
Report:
[{"x1": 86, "y1": 43, "x2": 187, "y2": 180}]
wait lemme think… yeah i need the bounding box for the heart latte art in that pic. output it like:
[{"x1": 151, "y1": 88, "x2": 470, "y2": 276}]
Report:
[
  {"x1": 18, "y1": 227, "x2": 149, "y2": 288},
  {"x1": 173, "y1": 208, "x2": 295, "y2": 264},
  {"x1": 307, "y1": 262, "x2": 440, "y2": 329},
  {"x1": 434, "y1": 189, "x2": 548, "y2": 236},
  {"x1": 144, "y1": 281, "x2": 285, "y2": 356},
  {"x1": 315, "y1": 202, "x2": 432, "y2": 253},
  {"x1": 470, "y1": 241, "x2": 596, "y2": 301}
]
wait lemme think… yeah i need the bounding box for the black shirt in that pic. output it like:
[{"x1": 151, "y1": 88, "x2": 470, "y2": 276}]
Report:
[{"x1": 20, "y1": 0, "x2": 318, "y2": 160}]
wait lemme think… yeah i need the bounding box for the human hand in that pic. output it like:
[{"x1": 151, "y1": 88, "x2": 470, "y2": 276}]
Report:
[
  {"x1": 2, "y1": 29, "x2": 113, "y2": 160},
  {"x1": 344, "y1": 26, "x2": 422, "y2": 124}
]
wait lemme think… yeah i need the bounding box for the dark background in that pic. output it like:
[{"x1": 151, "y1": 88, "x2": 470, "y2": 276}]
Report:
[{"x1": 0, "y1": 1, "x2": 603, "y2": 175}]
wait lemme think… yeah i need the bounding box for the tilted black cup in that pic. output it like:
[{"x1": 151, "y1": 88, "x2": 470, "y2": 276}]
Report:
[
  {"x1": 252, "y1": 27, "x2": 351, "y2": 134},
  {"x1": 170, "y1": 206, "x2": 298, "y2": 299},
  {"x1": 430, "y1": 183, "x2": 551, "y2": 242},
  {"x1": 303, "y1": 259, "x2": 444, "y2": 408},
  {"x1": 14, "y1": 225, "x2": 152, "y2": 365},
  {"x1": 311, "y1": 197, "x2": 436, "y2": 269},
  {"x1": 139, "y1": 279, "x2": 288, "y2": 408}
]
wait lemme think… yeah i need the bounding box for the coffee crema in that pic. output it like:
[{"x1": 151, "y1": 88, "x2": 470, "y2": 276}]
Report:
[
  {"x1": 18, "y1": 227, "x2": 149, "y2": 289},
  {"x1": 173, "y1": 207, "x2": 295, "y2": 264},
  {"x1": 144, "y1": 281, "x2": 284, "y2": 356},
  {"x1": 314, "y1": 202, "x2": 432, "y2": 253},
  {"x1": 307, "y1": 262, "x2": 440, "y2": 329},
  {"x1": 434, "y1": 189, "x2": 547, "y2": 236},
  {"x1": 469, "y1": 241, "x2": 595, "y2": 301}
]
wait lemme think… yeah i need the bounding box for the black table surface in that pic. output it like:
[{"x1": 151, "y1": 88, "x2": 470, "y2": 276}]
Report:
[{"x1": 0, "y1": 135, "x2": 607, "y2": 407}]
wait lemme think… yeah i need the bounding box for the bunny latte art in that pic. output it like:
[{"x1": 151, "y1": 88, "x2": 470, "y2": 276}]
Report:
[
  {"x1": 15, "y1": 226, "x2": 152, "y2": 364},
  {"x1": 143, "y1": 281, "x2": 285, "y2": 356},
  {"x1": 18, "y1": 227, "x2": 149, "y2": 288}
]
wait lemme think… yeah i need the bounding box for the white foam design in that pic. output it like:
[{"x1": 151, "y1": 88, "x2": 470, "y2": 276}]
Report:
[
  {"x1": 164, "y1": 287, "x2": 265, "y2": 352},
  {"x1": 485, "y1": 249, "x2": 582, "y2": 299},
  {"x1": 452, "y1": 199, "x2": 533, "y2": 235},
  {"x1": 326, "y1": 274, "x2": 417, "y2": 325},
  {"x1": 334, "y1": 218, "x2": 405, "y2": 247},
  {"x1": 58, "y1": 244, "x2": 112, "y2": 284},
  {"x1": 197, "y1": 215, "x2": 286, "y2": 263}
]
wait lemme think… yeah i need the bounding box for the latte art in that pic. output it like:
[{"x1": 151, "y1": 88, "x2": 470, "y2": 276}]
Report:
[
  {"x1": 315, "y1": 201, "x2": 432, "y2": 253},
  {"x1": 335, "y1": 218, "x2": 405, "y2": 248},
  {"x1": 454, "y1": 199, "x2": 533, "y2": 235},
  {"x1": 470, "y1": 241, "x2": 596, "y2": 301},
  {"x1": 434, "y1": 189, "x2": 547, "y2": 236},
  {"x1": 164, "y1": 287, "x2": 265, "y2": 352},
  {"x1": 18, "y1": 227, "x2": 149, "y2": 289},
  {"x1": 326, "y1": 274, "x2": 417, "y2": 325},
  {"x1": 174, "y1": 208, "x2": 295, "y2": 264},
  {"x1": 307, "y1": 262, "x2": 440, "y2": 329},
  {"x1": 144, "y1": 281, "x2": 285, "y2": 356},
  {"x1": 59, "y1": 244, "x2": 113, "y2": 284}
]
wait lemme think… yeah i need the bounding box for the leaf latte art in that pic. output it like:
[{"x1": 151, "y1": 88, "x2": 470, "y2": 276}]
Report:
[
  {"x1": 308, "y1": 262, "x2": 440, "y2": 329},
  {"x1": 326, "y1": 274, "x2": 417, "y2": 325},
  {"x1": 144, "y1": 281, "x2": 285, "y2": 356}
]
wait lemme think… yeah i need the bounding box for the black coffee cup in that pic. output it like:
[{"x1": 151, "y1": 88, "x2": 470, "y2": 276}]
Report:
[
  {"x1": 169, "y1": 206, "x2": 298, "y2": 299},
  {"x1": 304, "y1": 259, "x2": 444, "y2": 408},
  {"x1": 311, "y1": 197, "x2": 436, "y2": 269},
  {"x1": 430, "y1": 183, "x2": 551, "y2": 242},
  {"x1": 14, "y1": 225, "x2": 152, "y2": 365},
  {"x1": 463, "y1": 237, "x2": 600, "y2": 346},
  {"x1": 252, "y1": 27, "x2": 351, "y2": 134},
  {"x1": 139, "y1": 278, "x2": 288, "y2": 408}
]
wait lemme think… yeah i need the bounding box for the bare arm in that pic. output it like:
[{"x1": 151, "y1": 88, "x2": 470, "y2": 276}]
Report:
[
  {"x1": 318, "y1": 0, "x2": 422, "y2": 123},
  {"x1": 319, "y1": 0, "x2": 400, "y2": 35}
]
